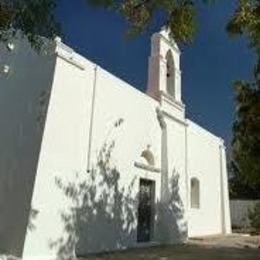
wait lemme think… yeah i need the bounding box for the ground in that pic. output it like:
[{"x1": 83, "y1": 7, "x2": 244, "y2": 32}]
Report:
[{"x1": 80, "y1": 235, "x2": 260, "y2": 260}]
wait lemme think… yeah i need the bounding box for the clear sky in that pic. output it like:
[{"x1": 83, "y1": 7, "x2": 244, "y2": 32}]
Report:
[{"x1": 55, "y1": 0, "x2": 254, "y2": 151}]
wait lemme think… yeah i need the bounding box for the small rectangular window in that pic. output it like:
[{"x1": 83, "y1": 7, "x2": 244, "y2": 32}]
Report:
[{"x1": 191, "y1": 178, "x2": 200, "y2": 209}]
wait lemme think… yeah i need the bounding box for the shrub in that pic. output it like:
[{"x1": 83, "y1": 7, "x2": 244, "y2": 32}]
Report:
[{"x1": 249, "y1": 202, "x2": 260, "y2": 231}]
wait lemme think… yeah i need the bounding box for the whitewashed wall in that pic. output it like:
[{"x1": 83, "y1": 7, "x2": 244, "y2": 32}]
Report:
[
  {"x1": 0, "y1": 31, "x2": 231, "y2": 260},
  {"x1": 161, "y1": 116, "x2": 188, "y2": 243},
  {"x1": 0, "y1": 38, "x2": 56, "y2": 257},
  {"x1": 22, "y1": 45, "x2": 167, "y2": 259},
  {"x1": 187, "y1": 120, "x2": 231, "y2": 237}
]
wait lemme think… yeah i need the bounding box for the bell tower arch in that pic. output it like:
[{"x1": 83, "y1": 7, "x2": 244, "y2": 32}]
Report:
[
  {"x1": 166, "y1": 50, "x2": 175, "y2": 97},
  {"x1": 147, "y1": 28, "x2": 182, "y2": 104}
]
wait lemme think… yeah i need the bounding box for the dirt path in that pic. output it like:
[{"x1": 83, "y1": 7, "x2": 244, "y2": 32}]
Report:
[
  {"x1": 80, "y1": 235, "x2": 260, "y2": 260},
  {"x1": 189, "y1": 234, "x2": 260, "y2": 249}
]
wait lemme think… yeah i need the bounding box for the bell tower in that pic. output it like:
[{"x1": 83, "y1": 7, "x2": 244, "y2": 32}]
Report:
[{"x1": 147, "y1": 28, "x2": 185, "y2": 121}]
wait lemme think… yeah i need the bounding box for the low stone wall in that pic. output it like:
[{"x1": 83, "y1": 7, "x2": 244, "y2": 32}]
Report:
[{"x1": 230, "y1": 200, "x2": 260, "y2": 229}]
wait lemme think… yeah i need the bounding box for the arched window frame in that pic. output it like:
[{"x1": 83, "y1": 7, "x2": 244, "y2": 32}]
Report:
[
  {"x1": 165, "y1": 50, "x2": 175, "y2": 98},
  {"x1": 190, "y1": 177, "x2": 200, "y2": 209}
]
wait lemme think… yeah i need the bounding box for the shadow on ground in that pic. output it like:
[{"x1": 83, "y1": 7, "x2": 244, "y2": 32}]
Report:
[{"x1": 79, "y1": 244, "x2": 260, "y2": 260}]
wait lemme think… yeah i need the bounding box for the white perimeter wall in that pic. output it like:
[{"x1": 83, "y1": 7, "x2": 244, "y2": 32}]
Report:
[{"x1": 230, "y1": 200, "x2": 260, "y2": 229}]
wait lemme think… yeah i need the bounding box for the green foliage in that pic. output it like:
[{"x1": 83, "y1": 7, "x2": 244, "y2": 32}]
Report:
[
  {"x1": 249, "y1": 202, "x2": 260, "y2": 230},
  {"x1": 118, "y1": 0, "x2": 198, "y2": 43},
  {"x1": 232, "y1": 81, "x2": 260, "y2": 183},
  {"x1": 0, "y1": 0, "x2": 14, "y2": 30},
  {"x1": 226, "y1": 0, "x2": 260, "y2": 54},
  {"x1": 93, "y1": 0, "x2": 218, "y2": 44},
  {"x1": 226, "y1": 0, "x2": 260, "y2": 86},
  {"x1": 0, "y1": 0, "x2": 219, "y2": 48},
  {"x1": 229, "y1": 83, "x2": 260, "y2": 199},
  {"x1": 0, "y1": 0, "x2": 59, "y2": 48},
  {"x1": 229, "y1": 163, "x2": 260, "y2": 199},
  {"x1": 228, "y1": 0, "x2": 260, "y2": 199}
]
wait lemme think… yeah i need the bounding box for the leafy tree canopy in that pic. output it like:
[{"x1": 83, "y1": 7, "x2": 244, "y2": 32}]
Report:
[
  {"x1": 0, "y1": 0, "x2": 59, "y2": 48},
  {"x1": 0, "y1": 0, "x2": 217, "y2": 47},
  {"x1": 227, "y1": 0, "x2": 260, "y2": 199}
]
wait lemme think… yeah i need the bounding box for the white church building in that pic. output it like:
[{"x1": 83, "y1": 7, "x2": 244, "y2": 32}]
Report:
[{"x1": 0, "y1": 29, "x2": 231, "y2": 260}]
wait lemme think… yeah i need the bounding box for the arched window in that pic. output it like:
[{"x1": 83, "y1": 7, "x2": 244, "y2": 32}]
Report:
[
  {"x1": 141, "y1": 145, "x2": 155, "y2": 166},
  {"x1": 166, "y1": 50, "x2": 175, "y2": 98},
  {"x1": 191, "y1": 178, "x2": 200, "y2": 209}
]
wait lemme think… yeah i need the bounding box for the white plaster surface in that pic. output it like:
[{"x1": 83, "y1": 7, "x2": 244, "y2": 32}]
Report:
[
  {"x1": 0, "y1": 37, "x2": 56, "y2": 257},
  {"x1": 0, "y1": 29, "x2": 231, "y2": 260},
  {"x1": 186, "y1": 120, "x2": 231, "y2": 237}
]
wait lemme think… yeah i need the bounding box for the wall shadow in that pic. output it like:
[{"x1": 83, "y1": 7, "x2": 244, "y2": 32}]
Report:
[
  {"x1": 50, "y1": 133, "x2": 138, "y2": 259},
  {"x1": 0, "y1": 50, "x2": 54, "y2": 257},
  {"x1": 49, "y1": 120, "x2": 186, "y2": 259},
  {"x1": 155, "y1": 169, "x2": 186, "y2": 244}
]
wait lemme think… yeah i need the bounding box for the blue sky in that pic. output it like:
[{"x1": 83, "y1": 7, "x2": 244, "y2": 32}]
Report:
[{"x1": 55, "y1": 0, "x2": 254, "y2": 150}]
